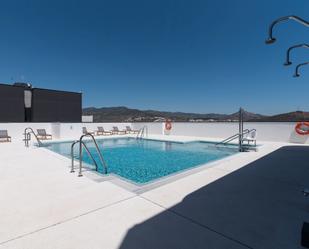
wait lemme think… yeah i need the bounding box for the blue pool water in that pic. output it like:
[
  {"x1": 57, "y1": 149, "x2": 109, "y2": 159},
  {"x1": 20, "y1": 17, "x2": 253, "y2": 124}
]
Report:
[{"x1": 45, "y1": 138, "x2": 237, "y2": 184}]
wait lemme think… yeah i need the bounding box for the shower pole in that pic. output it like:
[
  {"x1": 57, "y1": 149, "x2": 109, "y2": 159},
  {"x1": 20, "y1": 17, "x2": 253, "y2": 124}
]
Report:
[{"x1": 239, "y1": 107, "x2": 243, "y2": 152}]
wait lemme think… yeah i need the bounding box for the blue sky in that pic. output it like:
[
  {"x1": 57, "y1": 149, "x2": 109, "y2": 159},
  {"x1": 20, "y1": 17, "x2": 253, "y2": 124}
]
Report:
[{"x1": 0, "y1": 0, "x2": 308, "y2": 115}]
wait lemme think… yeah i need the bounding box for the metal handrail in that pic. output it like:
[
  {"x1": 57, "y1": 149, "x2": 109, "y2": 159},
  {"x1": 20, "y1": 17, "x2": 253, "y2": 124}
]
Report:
[
  {"x1": 142, "y1": 126, "x2": 148, "y2": 138},
  {"x1": 136, "y1": 127, "x2": 143, "y2": 139},
  {"x1": 70, "y1": 140, "x2": 99, "y2": 173},
  {"x1": 77, "y1": 133, "x2": 107, "y2": 177},
  {"x1": 24, "y1": 127, "x2": 43, "y2": 147},
  {"x1": 136, "y1": 125, "x2": 148, "y2": 139},
  {"x1": 216, "y1": 129, "x2": 256, "y2": 146},
  {"x1": 216, "y1": 129, "x2": 249, "y2": 146}
]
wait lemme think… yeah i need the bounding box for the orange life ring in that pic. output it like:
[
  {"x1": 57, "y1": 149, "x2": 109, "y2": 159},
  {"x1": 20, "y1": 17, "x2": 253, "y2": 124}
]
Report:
[
  {"x1": 295, "y1": 122, "x2": 309, "y2": 135},
  {"x1": 165, "y1": 120, "x2": 172, "y2": 130}
]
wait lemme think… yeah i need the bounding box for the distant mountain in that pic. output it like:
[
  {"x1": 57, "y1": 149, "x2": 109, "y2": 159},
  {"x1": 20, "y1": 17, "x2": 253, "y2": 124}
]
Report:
[
  {"x1": 251, "y1": 111, "x2": 309, "y2": 122},
  {"x1": 82, "y1": 106, "x2": 266, "y2": 122},
  {"x1": 228, "y1": 110, "x2": 265, "y2": 121}
]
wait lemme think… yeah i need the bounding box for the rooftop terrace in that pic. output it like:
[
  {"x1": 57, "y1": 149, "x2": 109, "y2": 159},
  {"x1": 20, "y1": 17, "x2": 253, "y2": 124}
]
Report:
[{"x1": 1, "y1": 124, "x2": 308, "y2": 248}]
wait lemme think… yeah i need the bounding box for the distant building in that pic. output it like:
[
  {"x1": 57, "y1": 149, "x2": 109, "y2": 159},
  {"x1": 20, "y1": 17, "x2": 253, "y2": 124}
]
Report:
[
  {"x1": 189, "y1": 119, "x2": 205, "y2": 122},
  {"x1": 154, "y1": 117, "x2": 165, "y2": 122},
  {"x1": 0, "y1": 83, "x2": 82, "y2": 122},
  {"x1": 133, "y1": 117, "x2": 143, "y2": 121}
]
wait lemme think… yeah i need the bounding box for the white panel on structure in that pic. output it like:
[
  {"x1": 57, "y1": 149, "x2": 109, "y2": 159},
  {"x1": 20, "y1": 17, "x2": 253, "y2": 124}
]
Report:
[{"x1": 82, "y1": 116, "x2": 93, "y2": 123}]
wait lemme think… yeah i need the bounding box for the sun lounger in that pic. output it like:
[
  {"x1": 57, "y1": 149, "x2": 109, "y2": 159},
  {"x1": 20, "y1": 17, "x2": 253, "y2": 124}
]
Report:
[
  {"x1": 96, "y1": 126, "x2": 112, "y2": 136},
  {"x1": 82, "y1": 127, "x2": 95, "y2": 135},
  {"x1": 125, "y1": 126, "x2": 139, "y2": 134},
  {"x1": 112, "y1": 126, "x2": 126, "y2": 135},
  {"x1": 36, "y1": 129, "x2": 52, "y2": 140},
  {"x1": 0, "y1": 130, "x2": 11, "y2": 142}
]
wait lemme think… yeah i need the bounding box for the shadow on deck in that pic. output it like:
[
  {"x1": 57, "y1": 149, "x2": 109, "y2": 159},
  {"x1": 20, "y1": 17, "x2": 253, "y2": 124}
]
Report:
[{"x1": 119, "y1": 146, "x2": 309, "y2": 249}]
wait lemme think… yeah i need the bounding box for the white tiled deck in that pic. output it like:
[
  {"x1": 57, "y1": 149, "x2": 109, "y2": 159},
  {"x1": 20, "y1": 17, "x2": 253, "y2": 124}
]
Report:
[{"x1": 0, "y1": 135, "x2": 293, "y2": 248}]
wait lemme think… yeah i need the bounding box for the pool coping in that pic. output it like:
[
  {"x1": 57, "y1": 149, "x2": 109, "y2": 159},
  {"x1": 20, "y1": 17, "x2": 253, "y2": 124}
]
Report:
[
  {"x1": 38, "y1": 133, "x2": 249, "y2": 146},
  {"x1": 39, "y1": 136, "x2": 258, "y2": 194}
]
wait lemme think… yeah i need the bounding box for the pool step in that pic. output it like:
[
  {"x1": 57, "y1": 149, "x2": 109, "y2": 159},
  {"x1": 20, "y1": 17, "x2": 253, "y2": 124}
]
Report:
[{"x1": 241, "y1": 144, "x2": 258, "y2": 152}]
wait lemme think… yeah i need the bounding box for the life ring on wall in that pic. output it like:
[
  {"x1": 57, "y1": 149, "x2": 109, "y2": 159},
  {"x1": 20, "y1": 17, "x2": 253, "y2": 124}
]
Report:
[
  {"x1": 295, "y1": 122, "x2": 309, "y2": 135},
  {"x1": 165, "y1": 120, "x2": 172, "y2": 131}
]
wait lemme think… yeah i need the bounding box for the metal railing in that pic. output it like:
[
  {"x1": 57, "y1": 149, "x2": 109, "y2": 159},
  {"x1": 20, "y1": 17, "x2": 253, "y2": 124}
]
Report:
[
  {"x1": 23, "y1": 127, "x2": 43, "y2": 147},
  {"x1": 215, "y1": 129, "x2": 249, "y2": 146},
  {"x1": 71, "y1": 133, "x2": 107, "y2": 177},
  {"x1": 216, "y1": 129, "x2": 256, "y2": 146},
  {"x1": 136, "y1": 125, "x2": 148, "y2": 139},
  {"x1": 71, "y1": 140, "x2": 99, "y2": 173}
]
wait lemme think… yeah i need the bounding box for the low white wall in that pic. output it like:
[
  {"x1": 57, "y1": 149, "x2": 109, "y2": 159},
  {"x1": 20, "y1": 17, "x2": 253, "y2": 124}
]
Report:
[
  {"x1": 132, "y1": 123, "x2": 163, "y2": 135},
  {"x1": 132, "y1": 122, "x2": 309, "y2": 144},
  {"x1": 1, "y1": 122, "x2": 308, "y2": 144}
]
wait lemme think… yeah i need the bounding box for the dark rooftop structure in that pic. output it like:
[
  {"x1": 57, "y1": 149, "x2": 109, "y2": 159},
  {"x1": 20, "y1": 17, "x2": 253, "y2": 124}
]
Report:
[{"x1": 0, "y1": 83, "x2": 82, "y2": 122}]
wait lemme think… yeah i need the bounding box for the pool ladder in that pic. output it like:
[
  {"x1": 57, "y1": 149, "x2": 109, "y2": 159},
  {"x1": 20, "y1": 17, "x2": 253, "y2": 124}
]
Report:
[
  {"x1": 215, "y1": 129, "x2": 257, "y2": 151},
  {"x1": 23, "y1": 127, "x2": 43, "y2": 147},
  {"x1": 71, "y1": 133, "x2": 108, "y2": 177},
  {"x1": 136, "y1": 125, "x2": 148, "y2": 139}
]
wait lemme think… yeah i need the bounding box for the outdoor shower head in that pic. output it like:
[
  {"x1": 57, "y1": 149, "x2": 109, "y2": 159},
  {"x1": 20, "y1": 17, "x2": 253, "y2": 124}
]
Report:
[
  {"x1": 303, "y1": 188, "x2": 309, "y2": 197},
  {"x1": 294, "y1": 73, "x2": 300, "y2": 78},
  {"x1": 284, "y1": 44, "x2": 309, "y2": 66},
  {"x1": 265, "y1": 38, "x2": 276, "y2": 45},
  {"x1": 294, "y1": 62, "x2": 309, "y2": 78},
  {"x1": 284, "y1": 61, "x2": 292, "y2": 66},
  {"x1": 265, "y1": 15, "x2": 309, "y2": 45}
]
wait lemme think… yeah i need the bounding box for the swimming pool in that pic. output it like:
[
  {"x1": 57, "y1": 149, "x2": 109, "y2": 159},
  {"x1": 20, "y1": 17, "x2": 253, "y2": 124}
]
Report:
[{"x1": 45, "y1": 138, "x2": 238, "y2": 184}]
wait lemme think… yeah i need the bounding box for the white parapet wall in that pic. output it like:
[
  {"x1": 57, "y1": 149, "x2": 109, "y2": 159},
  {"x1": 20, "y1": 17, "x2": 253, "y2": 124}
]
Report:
[
  {"x1": 132, "y1": 122, "x2": 163, "y2": 135},
  {"x1": 132, "y1": 122, "x2": 309, "y2": 144},
  {"x1": 1, "y1": 122, "x2": 308, "y2": 144}
]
